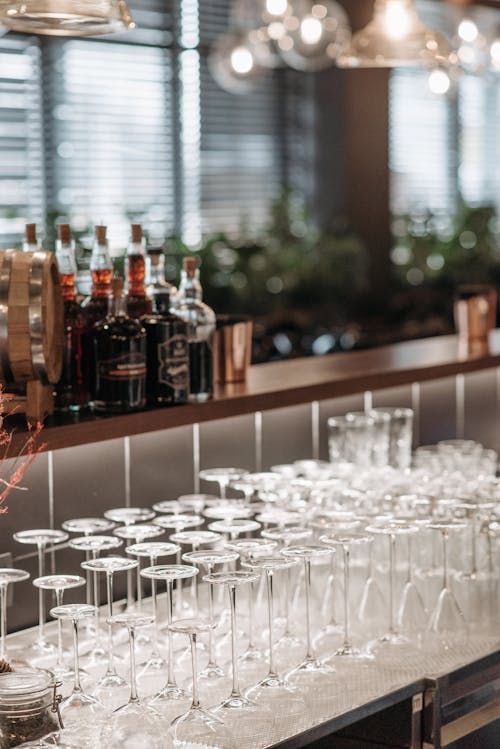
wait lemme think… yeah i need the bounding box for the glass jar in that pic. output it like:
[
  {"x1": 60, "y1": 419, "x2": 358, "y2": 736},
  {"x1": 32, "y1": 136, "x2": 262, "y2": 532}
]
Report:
[{"x1": 0, "y1": 670, "x2": 62, "y2": 748}]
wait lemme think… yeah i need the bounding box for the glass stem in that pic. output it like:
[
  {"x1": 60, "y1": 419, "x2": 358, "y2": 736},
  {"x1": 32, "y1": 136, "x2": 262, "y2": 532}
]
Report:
[
  {"x1": 0, "y1": 584, "x2": 7, "y2": 661},
  {"x1": 407, "y1": 536, "x2": 413, "y2": 585},
  {"x1": 206, "y1": 565, "x2": 216, "y2": 667},
  {"x1": 248, "y1": 580, "x2": 254, "y2": 649},
  {"x1": 72, "y1": 619, "x2": 82, "y2": 693},
  {"x1": 342, "y1": 544, "x2": 351, "y2": 649},
  {"x1": 166, "y1": 580, "x2": 176, "y2": 686},
  {"x1": 190, "y1": 633, "x2": 200, "y2": 709},
  {"x1": 129, "y1": 626, "x2": 139, "y2": 703},
  {"x1": 304, "y1": 558, "x2": 314, "y2": 660},
  {"x1": 389, "y1": 534, "x2": 396, "y2": 635},
  {"x1": 84, "y1": 550, "x2": 92, "y2": 605},
  {"x1": 470, "y1": 519, "x2": 477, "y2": 576},
  {"x1": 442, "y1": 531, "x2": 449, "y2": 591},
  {"x1": 105, "y1": 572, "x2": 115, "y2": 676},
  {"x1": 266, "y1": 570, "x2": 277, "y2": 678},
  {"x1": 284, "y1": 564, "x2": 292, "y2": 636},
  {"x1": 37, "y1": 543, "x2": 45, "y2": 643},
  {"x1": 150, "y1": 555, "x2": 160, "y2": 658},
  {"x1": 92, "y1": 551, "x2": 101, "y2": 646},
  {"x1": 136, "y1": 558, "x2": 142, "y2": 611},
  {"x1": 55, "y1": 589, "x2": 64, "y2": 668},
  {"x1": 126, "y1": 538, "x2": 134, "y2": 609},
  {"x1": 228, "y1": 583, "x2": 241, "y2": 698},
  {"x1": 220, "y1": 482, "x2": 226, "y2": 500},
  {"x1": 192, "y1": 544, "x2": 199, "y2": 614},
  {"x1": 176, "y1": 549, "x2": 184, "y2": 615},
  {"x1": 327, "y1": 552, "x2": 337, "y2": 626}
]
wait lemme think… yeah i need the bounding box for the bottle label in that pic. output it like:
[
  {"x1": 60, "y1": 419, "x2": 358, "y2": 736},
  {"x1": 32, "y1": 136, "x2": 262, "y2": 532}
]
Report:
[
  {"x1": 158, "y1": 334, "x2": 189, "y2": 390},
  {"x1": 99, "y1": 352, "x2": 146, "y2": 380}
]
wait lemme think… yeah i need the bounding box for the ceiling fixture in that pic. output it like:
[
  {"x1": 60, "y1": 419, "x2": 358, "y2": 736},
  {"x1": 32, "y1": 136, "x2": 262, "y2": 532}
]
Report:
[
  {"x1": 208, "y1": 30, "x2": 267, "y2": 94},
  {"x1": 337, "y1": 0, "x2": 453, "y2": 68},
  {"x1": 0, "y1": 0, "x2": 135, "y2": 36}
]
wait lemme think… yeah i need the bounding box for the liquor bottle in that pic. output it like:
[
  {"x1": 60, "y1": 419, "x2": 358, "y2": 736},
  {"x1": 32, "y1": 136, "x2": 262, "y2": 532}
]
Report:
[
  {"x1": 91, "y1": 277, "x2": 147, "y2": 413},
  {"x1": 142, "y1": 291, "x2": 189, "y2": 406},
  {"x1": 173, "y1": 256, "x2": 216, "y2": 402},
  {"x1": 23, "y1": 223, "x2": 41, "y2": 252},
  {"x1": 146, "y1": 247, "x2": 178, "y2": 306},
  {"x1": 125, "y1": 224, "x2": 152, "y2": 319},
  {"x1": 82, "y1": 225, "x2": 113, "y2": 327},
  {"x1": 55, "y1": 224, "x2": 89, "y2": 412}
]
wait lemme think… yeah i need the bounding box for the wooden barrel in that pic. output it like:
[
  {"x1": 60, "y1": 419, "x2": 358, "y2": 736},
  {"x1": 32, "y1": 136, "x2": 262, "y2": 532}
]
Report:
[{"x1": 0, "y1": 250, "x2": 63, "y2": 385}]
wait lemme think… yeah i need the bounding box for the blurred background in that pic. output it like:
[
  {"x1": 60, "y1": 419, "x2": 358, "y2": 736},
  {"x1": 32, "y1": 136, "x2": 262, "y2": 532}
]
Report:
[{"x1": 0, "y1": 0, "x2": 499, "y2": 361}]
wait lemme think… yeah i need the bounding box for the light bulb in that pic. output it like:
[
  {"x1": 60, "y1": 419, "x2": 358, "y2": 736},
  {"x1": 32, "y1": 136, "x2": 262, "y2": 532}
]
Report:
[
  {"x1": 383, "y1": 0, "x2": 412, "y2": 40},
  {"x1": 266, "y1": 0, "x2": 288, "y2": 16},
  {"x1": 490, "y1": 39, "x2": 500, "y2": 70},
  {"x1": 230, "y1": 45, "x2": 254, "y2": 74},
  {"x1": 458, "y1": 19, "x2": 478, "y2": 43},
  {"x1": 300, "y1": 16, "x2": 323, "y2": 45},
  {"x1": 428, "y1": 68, "x2": 450, "y2": 95}
]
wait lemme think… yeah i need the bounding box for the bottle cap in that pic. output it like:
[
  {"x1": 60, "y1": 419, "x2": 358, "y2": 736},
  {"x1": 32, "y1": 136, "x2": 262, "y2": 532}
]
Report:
[
  {"x1": 57, "y1": 224, "x2": 71, "y2": 244},
  {"x1": 25, "y1": 224, "x2": 37, "y2": 245},
  {"x1": 147, "y1": 246, "x2": 163, "y2": 256},
  {"x1": 131, "y1": 224, "x2": 142, "y2": 243},
  {"x1": 95, "y1": 225, "x2": 107, "y2": 243},
  {"x1": 183, "y1": 256, "x2": 197, "y2": 276},
  {"x1": 111, "y1": 277, "x2": 124, "y2": 298}
]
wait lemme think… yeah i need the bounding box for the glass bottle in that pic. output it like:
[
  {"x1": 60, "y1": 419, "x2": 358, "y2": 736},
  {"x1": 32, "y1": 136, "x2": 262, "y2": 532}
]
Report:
[
  {"x1": 55, "y1": 223, "x2": 89, "y2": 412},
  {"x1": 145, "y1": 247, "x2": 178, "y2": 306},
  {"x1": 125, "y1": 224, "x2": 152, "y2": 319},
  {"x1": 0, "y1": 669, "x2": 62, "y2": 749},
  {"x1": 173, "y1": 256, "x2": 216, "y2": 402},
  {"x1": 142, "y1": 291, "x2": 189, "y2": 406},
  {"x1": 23, "y1": 223, "x2": 41, "y2": 253},
  {"x1": 82, "y1": 225, "x2": 113, "y2": 327},
  {"x1": 91, "y1": 277, "x2": 147, "y2": 413}
]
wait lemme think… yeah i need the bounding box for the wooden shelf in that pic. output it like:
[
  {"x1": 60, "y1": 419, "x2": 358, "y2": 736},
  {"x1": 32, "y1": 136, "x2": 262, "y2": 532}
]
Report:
[{"x1": 7, "y1": 331, "x2": 500, "y2": 455}]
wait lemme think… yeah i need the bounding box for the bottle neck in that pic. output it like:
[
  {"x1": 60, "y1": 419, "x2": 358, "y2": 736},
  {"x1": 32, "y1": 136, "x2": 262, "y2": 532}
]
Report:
[
  {"x1": 128, "y1": 240, "x2": 145, "y2": 257},
  {"x1": 146, "y1": 254, "x2": 165, "y2": 287},
  {"x1": 153, "y1": 292, "x2": 171, "y2": 315},
  {"x1": 56, "y1": 240, "x2": 78, "y2": 302},
  {"x1": 23, "y1": 242, "x2": 40, "y2": 253},
  {"x1": 90, "y1": 240, "x2": 112, "y2": 273},
  {"x1": 90, "y1": 240, "x2": 113, "y2": 298},
  {"x1": 109, "y1": 293, "x2": 128, "y2": 318},
  {"x1": 179, "y1": 269, "x2": 202, "y2": 302}
]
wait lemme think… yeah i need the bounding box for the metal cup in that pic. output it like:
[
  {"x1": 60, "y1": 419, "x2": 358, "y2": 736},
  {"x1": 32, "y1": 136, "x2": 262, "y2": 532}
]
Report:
[
  {"x1": 454, "y1": 285, "x2": 497, "y2": 344},
  {"x1": 214, "y1": 315, "x2": 253, "y2": 384}
]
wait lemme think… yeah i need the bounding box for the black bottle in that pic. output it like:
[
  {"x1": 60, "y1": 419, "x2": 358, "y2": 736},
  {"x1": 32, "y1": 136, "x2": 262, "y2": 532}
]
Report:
[
  {"x1": 142, "y1": 292, "x2": 189, "y2": 405},
  {"x1": 91, "y1": 277, "x2": 147, "y2": 413}
]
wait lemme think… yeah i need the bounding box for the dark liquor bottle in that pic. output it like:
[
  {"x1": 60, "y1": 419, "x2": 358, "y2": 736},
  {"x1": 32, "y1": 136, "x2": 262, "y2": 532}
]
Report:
[
  {"x1": 142, "y1": 291, "x2": 189, "y2": 406},
  {"x1": 173, "y1": 256, "x2": 215, "y2": 402},
  {"x1": 125, "y1": 224, "x2": 152, "y2": 319},
  {"x1": 55, "y1": 224, "x2": 89, "y2": 412},
  {"x1": 82, "y1": 225, "x2": 113, "y2": 327},
  {"x1": 23, "y1": 223, "x2": 41, "y2": 252},
  {"x1": 91, "y1": 277, "x2": 147, "y2": 413}
]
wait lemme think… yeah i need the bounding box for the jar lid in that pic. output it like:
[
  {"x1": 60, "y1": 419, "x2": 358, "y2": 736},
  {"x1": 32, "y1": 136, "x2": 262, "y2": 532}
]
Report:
[{"x1": 0, "y1": 669, "x2": 53, "y2": 703}]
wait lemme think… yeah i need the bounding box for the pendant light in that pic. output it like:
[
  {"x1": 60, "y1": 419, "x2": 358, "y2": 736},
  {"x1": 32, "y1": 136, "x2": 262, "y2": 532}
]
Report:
[
  {"x1": 0, "y1": 0, "x2": 135, "y2": 36},
  {"x1": 338, "y1": 0, "x2": 453, "y2": 68}
]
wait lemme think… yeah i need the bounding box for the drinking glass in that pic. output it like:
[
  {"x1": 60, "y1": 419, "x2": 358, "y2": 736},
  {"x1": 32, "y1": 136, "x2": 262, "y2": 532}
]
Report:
[
  {"x1": 153, "y1": 515, "x2": 203, "y2": 616},
  {"x1": 126, "y1": 541, "x2": 179, "y2": 693},
  {"x1": 199, "y1": 467, "x2": 248, "y2": 500},
  {"x1": 167, "y1": 618, "x2": 234, "y2": 749},
  {"x1": 357, "y1": 536, "x2": 387, "y2": 637},
  {"x1": 320, "y1": 531, "x2": 371, "y2": 660},
  {"x1": 0, "y1": 568, "x2": 30, "y2": 665},
  {"x1": 81, "y1": 556, "x2": 138, "y2": 710},
  {"x1": 49, "y1": 603, "x2": 105, "y2": 725},
  {"x1": 182, "y1": 549, "x2": 239, "y2": 698},
  {"x1": 373, "y1": 407, "x2": 414, "y2": 470},
  {"x1": 242, "y1": 555, "x2": 307, "y2": 738},
  {"x1": 177, "y1": 494, "x2": 219, "y2": 514},
  {"x1": 170, "y1": 531, "x2": 222, "y2": 617},
  {"x1": 102, "y1": 612, "x2": 165, "y2": 749},
  {"x1": 114, "y1": 524, "x2": 164, "y2": 611},
  {"x1": 327, "y1": 416, "x2": 347, "y2": 463},
  {"x1": 208, "y1": 518, "x2": 260, "y2": 542},
  {"x1": 13, "y1": 529, "x2": 69, "y2": 658},
  {"x1": 282, "y1": 545, "x2": 336, "y2": 686},
  {"x1": 140, "y1": 564, "x2": 198, "y2": 722},
  {"x1": 427, "y1": 519, "x2": 468, "y2": 649},
  {"x1": 69, "y1": 535, "x2": 123, "y2": 666},
  {"x1": 203, "y1": 570, "x2": 274, "y2": 744},
  {"x1": 397, "y1": 522, "x2": 428, "y2": 635},
  {"x1": 343, "y1": 412, "x2": 376, "y2": 467},
  {"x1": 33, "y1": 575, "x2": 86, "y2": 681},
  {"x1": 62, "y1": 519, "x2": 116, "y2": 605}
]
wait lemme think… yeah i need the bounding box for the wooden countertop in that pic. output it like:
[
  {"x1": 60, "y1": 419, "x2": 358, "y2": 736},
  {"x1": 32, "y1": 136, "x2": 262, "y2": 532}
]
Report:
[{"x1": 7, "y1": 331, "x2": 500, "y2": 455}]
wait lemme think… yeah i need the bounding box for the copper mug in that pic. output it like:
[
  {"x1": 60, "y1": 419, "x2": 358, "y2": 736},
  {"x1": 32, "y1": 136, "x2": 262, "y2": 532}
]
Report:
[
  {"x1": 454, "y1": 285, "x2": 497, "y2": 344},
  {"x1": 214, "y1": 315, "x2": 253, "y2": 384}
]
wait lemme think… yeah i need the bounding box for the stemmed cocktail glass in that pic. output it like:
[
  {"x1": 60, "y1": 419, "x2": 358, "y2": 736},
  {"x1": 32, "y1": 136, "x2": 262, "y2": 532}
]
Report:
[
  {"x1": 104, "y1": 508, "x2": 155, "y2": 608},
  {"x1": 170, "y1": 531, "x2": 222, "y2": 617},
  {"x1": 62, "y1": 518, "x2": 116, "y2": 606},
  {"x1": 199, "y1": 468, "x2": 248, "y2": 500},
  {"x1": 0, "y1": 568, "x2": 30, "y2": 666}
]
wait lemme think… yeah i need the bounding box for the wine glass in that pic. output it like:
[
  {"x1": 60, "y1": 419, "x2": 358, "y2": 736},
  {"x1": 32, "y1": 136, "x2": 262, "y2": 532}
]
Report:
[
  {"x1": 282, "y1": 545, "x2": 336, "y2": 686},
  {"x1": 69, "y1": 535, "x2": 123, "y2": 667},
  {"x1": 81, "y1": 556, "x2": 138, "y2": 710},
  {"x1": 0, "y1": 568, "x2": 30, "y2": 666},
  {"x1": 182, "y1": 549, "x2": 239, "y2": 701},
  {"x1": 170, "y1": 531, "x2": 222, "y2": 617},
  {"x1": 427, "y1": 519, "x2": 468, "y2": 649},
  {"x1": 242, "y1": 555, "x2": 308, "y2": 738},
  {"x1": 203, "y1": 570, "x2": 275, "y2": 744},
  {"x1": 49, "y1": 603, "x2": 105, "y2": 725},
  {"x1": 13, "y1": 529, "x2": 69, "y2": 659},
  {"x1": 114, "y1": 524, "x2": 164, "y2": 611},
  {"x1": 152, "y1": 499, "x2": 183, "y2": 514},
  {"x1": 62, "y1": 518, "x2": 116, "y2": 606},
  {"x1": 101, "y1": 612, "x2": 165, "y2": 749},
  {"x1": 167, "y1": 618, "x2": 234, "y2": 749},
  {"x1": 357, "y1": 535, "x2": 387, "y2": 637},
  {"x1": 140, "y1": 564, "x2": 198, "y2": 722},
  {"x1": 320, "y1": 531, "x2": 372, "y2": 661},
  {"x1": 207, "y1": 518, "x2": 260, "y2": 542},
  {"x1": 33, "y1": 574, "x2": 86, "y2": 681},
  {"x1": 204, "y1": 505, "x2": 253, "y2": 521},
  {"x1": 199, "y1": 467, "x2": 248, "y2": 500},
  {"x1": 126, "y1": 541, "x2": 180, "y2": 694}
]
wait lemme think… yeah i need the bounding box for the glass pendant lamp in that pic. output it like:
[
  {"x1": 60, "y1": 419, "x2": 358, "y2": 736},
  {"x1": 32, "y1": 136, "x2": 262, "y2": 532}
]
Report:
[
  {"x1": 338, "y1": 0, "x2": 453, "y2": 68},
  {"x1": 0, "y1": 0, "x2": 135, "y2": 36}
]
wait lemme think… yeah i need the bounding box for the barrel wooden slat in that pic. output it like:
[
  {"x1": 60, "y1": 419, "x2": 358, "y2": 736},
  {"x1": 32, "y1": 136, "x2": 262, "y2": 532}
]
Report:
[{"x1": 0, "y1": 250, "x2": 63, "y2": 385}]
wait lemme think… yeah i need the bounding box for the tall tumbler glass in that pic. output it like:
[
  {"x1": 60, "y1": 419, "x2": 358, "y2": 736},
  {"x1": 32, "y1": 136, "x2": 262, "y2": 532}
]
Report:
[{"x1": 372, "y1": 408, "x2": 414, "y2": 470}]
